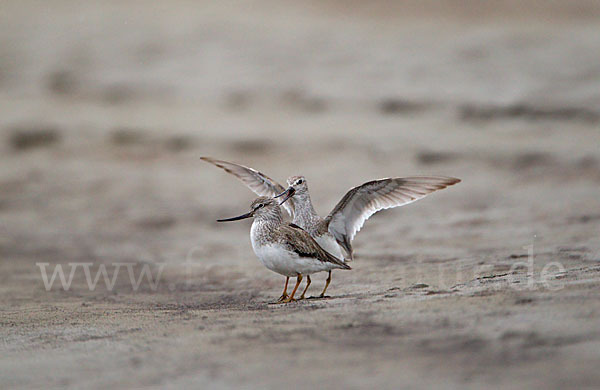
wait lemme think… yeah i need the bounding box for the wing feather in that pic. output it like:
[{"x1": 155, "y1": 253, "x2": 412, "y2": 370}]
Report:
[
  {"x1": 201, "y1": 157, "x2": 294, "y2": 217},
  {"x1": 280, "y1": 224, "x2": 350, "y2": 270},
  {"x1": 326, "y1": 176, "x2": 460, "y2": 258}
]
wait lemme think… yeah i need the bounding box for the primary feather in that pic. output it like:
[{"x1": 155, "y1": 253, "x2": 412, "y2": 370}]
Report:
[
  {"x1": 325, "y1": 176, "x2": 461, "y2": 259},
  {"x1": 201, "y1": 157, "x2": 294, "y2": 217}
]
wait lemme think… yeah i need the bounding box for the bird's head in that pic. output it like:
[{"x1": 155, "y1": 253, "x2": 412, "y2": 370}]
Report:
[
  {"x1": 217, "y1": 196, "x2": 280, "y2": 222},
  {"x1": 275, "y1": 175, "x2": 309, "y2": 205}
]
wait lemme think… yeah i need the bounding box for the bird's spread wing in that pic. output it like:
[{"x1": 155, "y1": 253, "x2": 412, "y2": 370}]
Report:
[
  {"x1": 201, "y1": 157, "x2": 294, "y2": 217},
  {"x1": 325, "y1": 176, "x2": 460, "y2": 259},
  {"x1": 280, "y1": 224, "x2": 350, "y2": 270}
]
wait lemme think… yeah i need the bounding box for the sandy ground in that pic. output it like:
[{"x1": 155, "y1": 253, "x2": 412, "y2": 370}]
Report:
[{"x1": 1, "y1": 1, "x2": 600, "y2": 389}]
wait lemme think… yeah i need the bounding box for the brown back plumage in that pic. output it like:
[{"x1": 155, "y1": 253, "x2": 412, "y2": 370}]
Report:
[{"x1": 276, "y1": 223, "x2": 350, "y2": 270}]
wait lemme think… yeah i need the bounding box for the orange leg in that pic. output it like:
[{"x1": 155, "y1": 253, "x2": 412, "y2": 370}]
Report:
[
  {"x1": 277, "y1": 277, "x2": 289, "y2": 302},
  {"x1": 319, "y1": 271, "x2": 332, "y2": 298},
  {"x1": 282, "y1": 274, "x2": 303, "y2": 303},
  {"x1": 299, "y1": 275, "x2": 312, "y2": 299}
]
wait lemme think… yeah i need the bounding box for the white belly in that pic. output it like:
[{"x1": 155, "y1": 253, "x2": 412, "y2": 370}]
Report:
[
  {"x1": 250, "y1": 221, "x2": 344, "y2": 277},
  {"x1": 251, "y1": 243, "x2": 338, "y2": 277}
]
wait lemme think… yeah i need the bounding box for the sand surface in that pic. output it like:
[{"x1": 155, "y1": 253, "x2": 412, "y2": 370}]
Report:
[{"x1": 1, "y1": 1, "x2": 600, "y2": 389}]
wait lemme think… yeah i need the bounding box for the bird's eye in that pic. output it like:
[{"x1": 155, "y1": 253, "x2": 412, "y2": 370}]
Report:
[
  {"x1": 296, "y1": 179, "x2": 304, "y2": 185},
  {"x1": 255, "y1": 203, "x2": 264, "y2": 209}
]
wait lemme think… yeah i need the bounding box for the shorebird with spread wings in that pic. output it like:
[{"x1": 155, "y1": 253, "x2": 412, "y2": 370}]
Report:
[
  {"x1": 202, "y1": 156, "x2": 460, "y2": 298},
  {"x1": 217, "y1": 197, "x2": 350, "y2": 303}
]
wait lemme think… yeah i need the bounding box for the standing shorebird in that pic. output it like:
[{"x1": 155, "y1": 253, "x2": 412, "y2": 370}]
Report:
[
  {"x1": 201, "y1": 157, "x2": 460, "y2": 297},
  {"x1": 217, "y1": 196, "x2": 351, "y2": 303}
]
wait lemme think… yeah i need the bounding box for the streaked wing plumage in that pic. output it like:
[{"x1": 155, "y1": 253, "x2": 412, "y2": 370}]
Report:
[
  {"x1": 325, "y1": 176, "x2": 460, "y2": 259},
  {"x1": 201, "y1": 157, "x2": 294, "y2": 217},
  {"x1": 280, "y1": 224, "x2": 350, "y2": 270}
]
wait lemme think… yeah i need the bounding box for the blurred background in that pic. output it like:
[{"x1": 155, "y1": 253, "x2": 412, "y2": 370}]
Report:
[{"x1": 1, "y1": 1, "x2": 599, "y2": 389}]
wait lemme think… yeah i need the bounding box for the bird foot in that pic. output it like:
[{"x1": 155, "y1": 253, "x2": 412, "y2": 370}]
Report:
[
  {"x1": 268, "y1": 293, "x2": 288, "y2": 304},
  {"x1": 268, "y1": 295, "x2": 298, "y2": 304}
]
